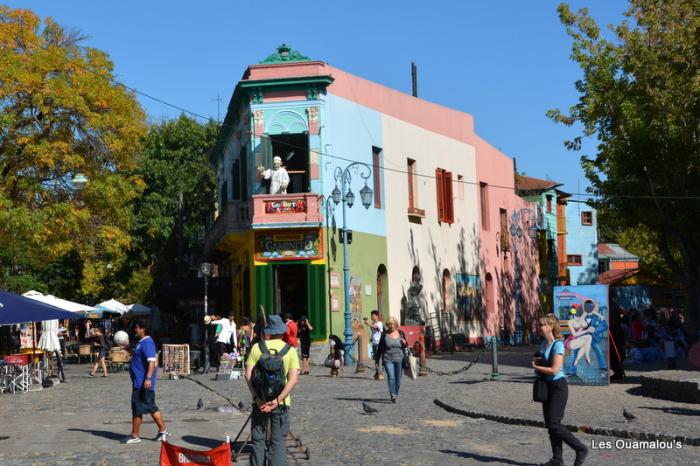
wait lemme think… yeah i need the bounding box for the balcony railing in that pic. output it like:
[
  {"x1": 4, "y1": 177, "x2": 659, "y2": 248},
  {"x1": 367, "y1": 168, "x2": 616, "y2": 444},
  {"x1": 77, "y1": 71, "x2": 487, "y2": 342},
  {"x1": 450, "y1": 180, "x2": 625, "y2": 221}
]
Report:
[
  {"x1": 251, "y1": 193, "x2": 323, "y2": 229},
  {"x1": 204, "y1": 193, "x2": 325, "y2": 255},
  {"x1": 203, "y1": 200, "x2": 251, "y2": 256}
]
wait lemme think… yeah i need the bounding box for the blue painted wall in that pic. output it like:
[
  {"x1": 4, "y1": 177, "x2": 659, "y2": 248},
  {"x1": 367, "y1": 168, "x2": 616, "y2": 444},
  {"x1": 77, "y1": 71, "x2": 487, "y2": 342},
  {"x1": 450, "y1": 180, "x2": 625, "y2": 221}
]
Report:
[
  {"x1": 320, "y1": 93, "x2": 386, "y2": 237},
  {"x1": 566, "y1": 201, "x2": 598, "y2": 285}
]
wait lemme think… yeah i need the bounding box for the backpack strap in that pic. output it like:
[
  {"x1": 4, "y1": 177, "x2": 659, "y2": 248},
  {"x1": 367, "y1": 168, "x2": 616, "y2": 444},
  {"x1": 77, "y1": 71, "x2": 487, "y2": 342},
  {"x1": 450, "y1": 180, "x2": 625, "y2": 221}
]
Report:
[
  {"x1": 277, "y1": 344, "x2": 291, "y2": 357},
  {"x1": 259, "y1": 339, "x2": 269, "y2": 355}
]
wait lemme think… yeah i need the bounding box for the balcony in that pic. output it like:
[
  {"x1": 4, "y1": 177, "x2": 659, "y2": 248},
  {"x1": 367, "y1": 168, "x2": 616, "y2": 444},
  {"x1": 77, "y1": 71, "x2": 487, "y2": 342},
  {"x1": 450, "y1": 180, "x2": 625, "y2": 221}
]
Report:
[
  {"x1": 251, "y1": 193, "x2": 323, "y2": 229},
  {"x1": 203, "y1": 200, "x2": 251, "y2": 257}
]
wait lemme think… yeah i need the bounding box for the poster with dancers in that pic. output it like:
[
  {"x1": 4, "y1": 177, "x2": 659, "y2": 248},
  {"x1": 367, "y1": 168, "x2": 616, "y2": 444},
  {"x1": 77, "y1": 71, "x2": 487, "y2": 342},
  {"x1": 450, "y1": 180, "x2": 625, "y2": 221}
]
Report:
[{"x1": 553, "y1": 285, "x2": 610, "y2": 386}]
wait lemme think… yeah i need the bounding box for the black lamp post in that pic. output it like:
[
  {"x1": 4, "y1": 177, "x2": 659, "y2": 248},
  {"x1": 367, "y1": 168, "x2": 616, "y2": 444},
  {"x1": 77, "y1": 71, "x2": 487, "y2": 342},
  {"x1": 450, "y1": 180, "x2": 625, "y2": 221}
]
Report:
[{"x1": 200, "y1": 262, "x2": 213, "y2": 373}]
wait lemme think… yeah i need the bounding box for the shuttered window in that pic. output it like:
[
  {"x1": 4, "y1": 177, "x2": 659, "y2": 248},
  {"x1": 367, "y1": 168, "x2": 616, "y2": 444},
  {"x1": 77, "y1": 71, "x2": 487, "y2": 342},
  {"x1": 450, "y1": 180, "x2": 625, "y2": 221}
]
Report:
[{"x1": 436, "y1": 168, "x2": 454, "y2": 224}]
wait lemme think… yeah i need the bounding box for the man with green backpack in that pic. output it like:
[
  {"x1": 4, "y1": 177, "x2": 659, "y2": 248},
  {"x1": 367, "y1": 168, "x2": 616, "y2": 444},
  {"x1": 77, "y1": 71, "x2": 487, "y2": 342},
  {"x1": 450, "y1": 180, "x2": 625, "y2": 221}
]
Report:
[{"x1": 245, "y1": 314, "x2": 300, "y2": 466}]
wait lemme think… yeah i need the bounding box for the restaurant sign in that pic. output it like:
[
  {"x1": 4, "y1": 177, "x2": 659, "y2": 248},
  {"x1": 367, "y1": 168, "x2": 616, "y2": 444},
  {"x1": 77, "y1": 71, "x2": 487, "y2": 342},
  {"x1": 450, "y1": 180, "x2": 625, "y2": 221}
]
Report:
[
  {"x1": 264, "y1": 198, "x2": 306, "y2": 214},
  {"x1": 255, "y1": 230, "x2": 323, "y2": 261}
]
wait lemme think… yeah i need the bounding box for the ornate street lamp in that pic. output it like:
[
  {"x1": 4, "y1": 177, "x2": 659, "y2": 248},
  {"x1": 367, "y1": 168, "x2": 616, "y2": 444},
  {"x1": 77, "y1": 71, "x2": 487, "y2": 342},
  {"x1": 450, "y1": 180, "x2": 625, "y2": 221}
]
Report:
[
  {"x1": 199, "y1": 262, "x2": 213, "y2": 373},
  {"x1": 359, "y1": 183, "x2": 373, "y2": 209},
  {"x1": 331, "y1": 185, "x2": 342, "y2": 205},
  {"x1": 333, "y1": 162, "x2": 374, "y2": 365},
  {"x1": 345, "y1": 189, "x2": 355, "y2": 208}
]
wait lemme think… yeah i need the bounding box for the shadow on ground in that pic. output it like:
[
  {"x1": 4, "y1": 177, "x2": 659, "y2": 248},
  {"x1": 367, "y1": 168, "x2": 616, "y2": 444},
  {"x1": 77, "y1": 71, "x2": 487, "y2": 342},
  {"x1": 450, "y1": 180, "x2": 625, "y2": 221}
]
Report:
[
  {"x1": 641, "y1": 406, "x2": 700, "y2": 416},
  {"x1": 439, "y1": 449, "x2": 539, "y2": 465},
  {"x1": 67, "y1": 428, "x2": 124, "y2": 442}
]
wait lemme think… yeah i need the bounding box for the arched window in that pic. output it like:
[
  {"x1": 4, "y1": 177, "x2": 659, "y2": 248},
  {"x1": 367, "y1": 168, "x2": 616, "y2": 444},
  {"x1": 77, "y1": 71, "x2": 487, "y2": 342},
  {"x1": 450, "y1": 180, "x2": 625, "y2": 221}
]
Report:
[{"x1": 376, "y1": 264, "x2": 388, "y2": 315}]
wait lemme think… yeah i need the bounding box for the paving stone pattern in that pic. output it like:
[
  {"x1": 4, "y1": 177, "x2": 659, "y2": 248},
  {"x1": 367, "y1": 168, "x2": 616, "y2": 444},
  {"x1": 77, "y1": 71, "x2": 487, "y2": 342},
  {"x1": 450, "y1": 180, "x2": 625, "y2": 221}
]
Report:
[{"x1": 0, "y1": 349, "x2": 699, "y2": 465}]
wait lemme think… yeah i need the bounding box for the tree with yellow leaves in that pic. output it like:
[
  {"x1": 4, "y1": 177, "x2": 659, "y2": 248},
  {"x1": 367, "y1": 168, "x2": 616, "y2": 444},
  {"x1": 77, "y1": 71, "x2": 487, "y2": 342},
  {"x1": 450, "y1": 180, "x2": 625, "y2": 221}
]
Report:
[{"x1": 0, "y1": 6, "x2": 146, "y2": 300}]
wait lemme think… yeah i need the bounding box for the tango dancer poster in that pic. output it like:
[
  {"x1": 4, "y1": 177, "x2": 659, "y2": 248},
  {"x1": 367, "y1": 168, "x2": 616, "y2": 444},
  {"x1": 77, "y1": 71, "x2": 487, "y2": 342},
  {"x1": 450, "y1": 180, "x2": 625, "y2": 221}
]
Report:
[{"x1": 553, "y1": 285, "x2": 610, "y2": 386}]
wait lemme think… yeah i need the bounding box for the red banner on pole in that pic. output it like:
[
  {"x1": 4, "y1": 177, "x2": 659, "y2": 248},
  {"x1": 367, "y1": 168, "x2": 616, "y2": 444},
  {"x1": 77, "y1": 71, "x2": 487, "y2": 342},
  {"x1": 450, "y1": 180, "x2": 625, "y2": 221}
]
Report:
[{"x1": 160, "y1": 440, "x2": 231, "y2": 466}]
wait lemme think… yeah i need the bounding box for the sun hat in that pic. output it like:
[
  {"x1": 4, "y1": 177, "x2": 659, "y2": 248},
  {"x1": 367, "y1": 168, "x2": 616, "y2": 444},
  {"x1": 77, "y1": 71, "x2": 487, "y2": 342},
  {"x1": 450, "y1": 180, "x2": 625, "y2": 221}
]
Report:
[{"x1": 265, "y1": 315, "x2": 288, "y2": 335}]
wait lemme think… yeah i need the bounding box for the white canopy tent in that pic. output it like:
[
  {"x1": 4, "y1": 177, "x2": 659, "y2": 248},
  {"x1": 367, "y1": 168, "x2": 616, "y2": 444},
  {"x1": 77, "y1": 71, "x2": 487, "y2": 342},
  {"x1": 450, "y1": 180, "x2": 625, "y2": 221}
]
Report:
[
  {"x1": 23, "y1": 290, "x2": 95, "y2": 314},
  {"x1": 95, "y1": 299, "x2": 129, "y2": 315}
]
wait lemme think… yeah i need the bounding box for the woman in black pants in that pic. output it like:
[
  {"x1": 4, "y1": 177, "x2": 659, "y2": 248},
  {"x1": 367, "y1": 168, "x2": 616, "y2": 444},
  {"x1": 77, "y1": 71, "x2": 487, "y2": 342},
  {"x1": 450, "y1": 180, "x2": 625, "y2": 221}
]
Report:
[{"x1": 532, "y1": 313, "x2": 588, "y2": 466}]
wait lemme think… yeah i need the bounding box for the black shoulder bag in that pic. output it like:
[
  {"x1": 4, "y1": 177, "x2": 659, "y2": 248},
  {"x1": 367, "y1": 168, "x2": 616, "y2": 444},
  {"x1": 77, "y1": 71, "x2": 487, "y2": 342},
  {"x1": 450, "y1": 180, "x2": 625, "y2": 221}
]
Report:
[{"x1": 532, "y1": 341, "x2": 558, "y2": 403}]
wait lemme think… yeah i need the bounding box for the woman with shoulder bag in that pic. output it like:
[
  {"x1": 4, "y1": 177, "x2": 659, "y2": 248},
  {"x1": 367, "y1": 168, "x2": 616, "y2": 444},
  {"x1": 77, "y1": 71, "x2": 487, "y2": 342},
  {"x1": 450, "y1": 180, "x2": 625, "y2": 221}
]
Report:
[
  {"x1": 374, "y1": 317, "x2": 407, "y2": 403},
  {"x1": 532, "y1": 314, "x2": 588, "y2": 466}
]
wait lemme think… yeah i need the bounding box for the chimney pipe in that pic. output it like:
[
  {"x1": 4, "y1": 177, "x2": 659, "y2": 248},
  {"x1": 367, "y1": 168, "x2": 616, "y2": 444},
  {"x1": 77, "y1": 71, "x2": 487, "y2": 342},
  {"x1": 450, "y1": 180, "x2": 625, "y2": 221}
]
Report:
[{"x1": 411, "y1": 62, "x2": 418, "y2": 97}]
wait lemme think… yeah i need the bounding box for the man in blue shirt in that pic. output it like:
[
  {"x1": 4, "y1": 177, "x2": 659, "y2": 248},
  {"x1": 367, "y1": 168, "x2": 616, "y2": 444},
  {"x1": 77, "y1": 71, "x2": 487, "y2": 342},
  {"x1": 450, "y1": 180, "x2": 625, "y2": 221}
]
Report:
[{"x1": 122, "y1": 320, "x2": 169, "y2": 444}]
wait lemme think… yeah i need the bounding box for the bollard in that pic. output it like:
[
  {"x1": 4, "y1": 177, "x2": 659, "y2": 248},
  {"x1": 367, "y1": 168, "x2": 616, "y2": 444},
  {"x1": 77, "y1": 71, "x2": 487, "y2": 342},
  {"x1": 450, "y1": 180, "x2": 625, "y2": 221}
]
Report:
[
  {"x1": 490, "y1": 337, "x2": 499, "y2": 380},
  {"x1": 355, "y1": 334, "x2": 365, "y2": 373}
]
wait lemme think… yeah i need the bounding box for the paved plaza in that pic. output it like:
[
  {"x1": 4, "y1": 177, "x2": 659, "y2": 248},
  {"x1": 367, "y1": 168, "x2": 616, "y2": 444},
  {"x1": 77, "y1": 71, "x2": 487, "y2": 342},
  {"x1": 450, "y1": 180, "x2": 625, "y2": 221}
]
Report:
[{"x1": 1, "y1": 348, "x2": 699, "y2": 465}]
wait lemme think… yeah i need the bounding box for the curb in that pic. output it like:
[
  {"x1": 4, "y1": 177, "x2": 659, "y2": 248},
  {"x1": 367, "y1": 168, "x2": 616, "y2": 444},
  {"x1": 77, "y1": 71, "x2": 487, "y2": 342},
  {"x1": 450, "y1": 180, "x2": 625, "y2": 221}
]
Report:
[{"x1": 433, "y1": 398, "x2": 700, "y2": 446}]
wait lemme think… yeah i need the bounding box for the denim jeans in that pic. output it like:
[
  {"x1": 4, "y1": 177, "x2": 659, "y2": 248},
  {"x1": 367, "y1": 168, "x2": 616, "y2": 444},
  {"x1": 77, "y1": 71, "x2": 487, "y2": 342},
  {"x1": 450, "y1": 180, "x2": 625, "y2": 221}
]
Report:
[
  {"x1": 250, "y1": 405, "x2": 290, "y2": 466},
  {"x1": 384, "y1": 359, "x2": 402, "y2": 397}
]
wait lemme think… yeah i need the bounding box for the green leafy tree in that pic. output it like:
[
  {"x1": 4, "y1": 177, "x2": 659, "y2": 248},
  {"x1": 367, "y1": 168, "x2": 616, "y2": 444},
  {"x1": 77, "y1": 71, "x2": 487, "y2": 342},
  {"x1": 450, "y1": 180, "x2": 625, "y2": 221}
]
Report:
[
  {"x1": 550, "y1": 1, "x2": 700, "y2": 337},
  {"x1": 0, "y1": 7, "x2": 146, "y2": 300},
  {"x1": 119, "y1": 115, "x2": 218, "y2": 303}
]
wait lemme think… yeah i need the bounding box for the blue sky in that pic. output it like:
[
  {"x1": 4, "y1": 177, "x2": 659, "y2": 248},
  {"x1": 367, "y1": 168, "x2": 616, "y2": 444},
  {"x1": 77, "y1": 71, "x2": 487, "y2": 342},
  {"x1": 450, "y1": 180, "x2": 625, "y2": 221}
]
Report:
[{"x1": 8, "y1": 1, "x2": 626, "y2": 196}]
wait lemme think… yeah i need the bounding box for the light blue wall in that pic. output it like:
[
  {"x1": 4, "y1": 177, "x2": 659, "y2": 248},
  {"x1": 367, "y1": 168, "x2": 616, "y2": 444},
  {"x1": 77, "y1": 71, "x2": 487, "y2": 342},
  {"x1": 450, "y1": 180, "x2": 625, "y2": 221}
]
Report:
[
  {"x1": 522, "y1": 189, "x2": 559, "y2": 280},
  {"x1": 565, "y1": 201, "x2": 598, "y2": 285},
  {"x1": 320, "y1": 93, "x2": 386, "y2": 237}
]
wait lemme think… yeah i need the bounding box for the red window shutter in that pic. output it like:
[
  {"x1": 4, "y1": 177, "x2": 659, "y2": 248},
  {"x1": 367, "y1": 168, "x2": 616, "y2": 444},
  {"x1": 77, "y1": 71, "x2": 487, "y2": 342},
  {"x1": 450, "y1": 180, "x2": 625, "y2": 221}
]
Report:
[
  {"x1": 407, "y1": 162, "x2": 415, "y2": 208},
  {"x1": 445, "y1": 171, "x2": 454, "y2": 223},
  {"x1": 436, "y1": 168, "x2": 445, "y2": 222}
]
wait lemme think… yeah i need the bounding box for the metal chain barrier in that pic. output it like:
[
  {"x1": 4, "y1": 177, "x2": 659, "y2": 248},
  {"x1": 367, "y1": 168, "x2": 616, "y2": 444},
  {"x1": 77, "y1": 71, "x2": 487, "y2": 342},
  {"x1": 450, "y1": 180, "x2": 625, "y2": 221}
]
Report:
[
  {"x1": 421, "y1": 340, "x2": 493, "y2": 376},
  {"x1": 311, "y1": 337, "x2": 493, "y2": 377}
]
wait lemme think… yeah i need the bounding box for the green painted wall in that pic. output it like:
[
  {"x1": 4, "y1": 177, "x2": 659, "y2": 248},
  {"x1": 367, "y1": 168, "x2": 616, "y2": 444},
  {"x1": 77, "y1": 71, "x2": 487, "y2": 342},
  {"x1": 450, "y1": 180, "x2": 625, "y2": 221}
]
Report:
[{"x1": 325, "y1": 230, "x2": 388, "y2": 338}]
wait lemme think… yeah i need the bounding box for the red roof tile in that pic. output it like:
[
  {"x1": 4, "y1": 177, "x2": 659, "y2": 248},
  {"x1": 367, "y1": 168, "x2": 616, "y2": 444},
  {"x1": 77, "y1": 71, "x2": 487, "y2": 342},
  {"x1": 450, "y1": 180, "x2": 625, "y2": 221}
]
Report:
[{"x1": 515, "y1": 175, "x2": 562, "y2": 193}]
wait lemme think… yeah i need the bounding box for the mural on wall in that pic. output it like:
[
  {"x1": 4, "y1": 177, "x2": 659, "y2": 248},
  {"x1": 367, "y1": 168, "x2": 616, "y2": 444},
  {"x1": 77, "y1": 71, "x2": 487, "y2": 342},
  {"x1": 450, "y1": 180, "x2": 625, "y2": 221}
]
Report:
[
  {"x1": 350, "y1": 275, "x2": 363, "y2": 330},
  {"x1": 402, "y1": 268, "x2": 426, "y2": 325},
  {"x1": 553, "y1": 285, "x2": 610, "y2": 386},
  {"x1": 456, "y1": 274, "x2": 482, "y2": 322}
]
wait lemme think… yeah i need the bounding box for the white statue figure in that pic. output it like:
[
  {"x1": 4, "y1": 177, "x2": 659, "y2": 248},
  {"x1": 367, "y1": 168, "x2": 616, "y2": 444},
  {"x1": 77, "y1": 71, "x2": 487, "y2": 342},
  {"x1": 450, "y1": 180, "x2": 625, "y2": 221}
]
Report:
[{"x1": 258, "y1": 156, "x2": 290, "y2": 194}]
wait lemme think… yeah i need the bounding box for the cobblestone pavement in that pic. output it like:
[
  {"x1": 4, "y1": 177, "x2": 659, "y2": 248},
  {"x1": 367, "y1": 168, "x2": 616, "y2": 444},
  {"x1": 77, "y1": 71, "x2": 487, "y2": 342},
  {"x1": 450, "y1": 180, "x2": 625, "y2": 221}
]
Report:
[{"x1": 0, "y1": 350, "x2": 698, "y2": 465}]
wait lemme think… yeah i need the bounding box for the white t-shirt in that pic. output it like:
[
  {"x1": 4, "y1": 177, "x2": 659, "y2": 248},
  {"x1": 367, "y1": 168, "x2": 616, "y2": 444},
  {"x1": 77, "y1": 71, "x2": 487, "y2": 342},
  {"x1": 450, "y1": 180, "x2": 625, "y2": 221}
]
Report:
[
  {"x1": 212, "y1": 318, "x2": 237, "y2": 347},
  {"x1": 371, "y1": 321, "x2": 384, "y2": 345}
]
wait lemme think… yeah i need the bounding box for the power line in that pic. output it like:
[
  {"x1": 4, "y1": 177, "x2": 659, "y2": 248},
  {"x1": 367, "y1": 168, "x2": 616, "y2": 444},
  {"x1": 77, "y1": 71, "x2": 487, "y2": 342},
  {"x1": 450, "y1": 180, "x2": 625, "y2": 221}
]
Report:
[{"x1": 2, "y1": 20, "x2": 699, "y2": 202}]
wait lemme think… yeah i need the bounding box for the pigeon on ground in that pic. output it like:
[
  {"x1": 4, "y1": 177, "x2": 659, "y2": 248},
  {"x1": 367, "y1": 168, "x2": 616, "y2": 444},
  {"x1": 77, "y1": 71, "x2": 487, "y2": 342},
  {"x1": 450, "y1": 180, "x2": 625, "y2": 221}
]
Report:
[
  {"x1": 196, "y1": 398, "x2": 204, "y2": 410},
  {"x1": 623, "y1": 408, "x2": 636, "y2": 422},
  {"x1": 238, "y1": 401, "x2": 246, "y2": 410},
  {"x1": 362, "y1": 402, "x2": 378, "y2": 415}
]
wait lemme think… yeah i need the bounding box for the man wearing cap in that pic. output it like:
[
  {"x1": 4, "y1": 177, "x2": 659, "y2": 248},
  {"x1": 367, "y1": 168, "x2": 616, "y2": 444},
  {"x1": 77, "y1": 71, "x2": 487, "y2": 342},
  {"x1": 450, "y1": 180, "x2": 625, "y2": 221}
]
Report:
[
  {"x1": 245, "y1": 314, "x2": 300, "y2": 466},
  {"x1": 258, "y1": 156, "x2": 290, "y2": 194}
]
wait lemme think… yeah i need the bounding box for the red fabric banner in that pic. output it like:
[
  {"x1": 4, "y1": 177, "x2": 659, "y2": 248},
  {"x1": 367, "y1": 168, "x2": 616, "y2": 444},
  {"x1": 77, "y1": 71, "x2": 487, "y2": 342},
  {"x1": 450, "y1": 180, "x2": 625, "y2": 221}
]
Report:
[{"x1": 160, "y1": 440, "x2": 231, "y2": 466}]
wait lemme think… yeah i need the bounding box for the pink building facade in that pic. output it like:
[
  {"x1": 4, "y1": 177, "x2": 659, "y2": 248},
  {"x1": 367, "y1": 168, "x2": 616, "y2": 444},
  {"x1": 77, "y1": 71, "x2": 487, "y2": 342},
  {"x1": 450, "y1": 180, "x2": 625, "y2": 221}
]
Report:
[{"x1": 476, "y1": 146, "x2": 541, "y2": 343}]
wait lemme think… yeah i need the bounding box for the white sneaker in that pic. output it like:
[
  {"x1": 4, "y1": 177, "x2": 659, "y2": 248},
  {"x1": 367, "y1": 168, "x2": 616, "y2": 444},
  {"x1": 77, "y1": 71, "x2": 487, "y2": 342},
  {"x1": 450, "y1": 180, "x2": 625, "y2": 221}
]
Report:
[
  {"x1": 156, "y1": 430, "x2": 170, "y2": 442},
  {"x1": 123, "y1": 436, "x2": 141, "y2": 444}
]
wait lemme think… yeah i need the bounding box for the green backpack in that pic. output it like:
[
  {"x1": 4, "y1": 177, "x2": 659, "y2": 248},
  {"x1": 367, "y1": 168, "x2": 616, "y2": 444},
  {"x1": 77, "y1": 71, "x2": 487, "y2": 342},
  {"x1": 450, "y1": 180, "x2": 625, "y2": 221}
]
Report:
[{"x1": 251, "y1": 340, "x2": 291, "y2": 402}]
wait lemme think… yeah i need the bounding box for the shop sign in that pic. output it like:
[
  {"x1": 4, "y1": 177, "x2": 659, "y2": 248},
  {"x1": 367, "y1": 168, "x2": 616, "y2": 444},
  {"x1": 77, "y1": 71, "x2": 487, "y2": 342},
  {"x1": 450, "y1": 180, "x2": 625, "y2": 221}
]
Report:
[
  {"x1": 264, "y1": 199, "x2": 306, "y2": 214},
  {"x1": 255, "y1": 230, "x2": 322, "y2": 261}
]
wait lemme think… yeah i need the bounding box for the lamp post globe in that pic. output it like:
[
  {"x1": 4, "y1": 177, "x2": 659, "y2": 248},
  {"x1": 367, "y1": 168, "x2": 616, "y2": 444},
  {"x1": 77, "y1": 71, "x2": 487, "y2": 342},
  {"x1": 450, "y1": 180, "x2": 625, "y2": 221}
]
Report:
[
  {"x1": 359, "y1": 184, "x2": 373, "y2": 209},
  {"x1": 331, "y1": 185, "x2": 342, "y2": 205},
  {"x1": 345, "y1": 189, "x2": 355, "y2": 208}
]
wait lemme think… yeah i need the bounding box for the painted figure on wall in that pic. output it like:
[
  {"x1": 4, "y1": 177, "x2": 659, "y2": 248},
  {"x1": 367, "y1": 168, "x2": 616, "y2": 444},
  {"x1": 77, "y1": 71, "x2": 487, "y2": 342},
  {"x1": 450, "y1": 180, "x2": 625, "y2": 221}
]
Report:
[
  {"x1": 258, "y1": 156, "x2": 289, "y2": 194},
  {"x1": 403, "y1": 268, "x2": 425, "y2": 325},
  {"x1": 566, "y1": 299, "x2": 608, "y2": 376}
]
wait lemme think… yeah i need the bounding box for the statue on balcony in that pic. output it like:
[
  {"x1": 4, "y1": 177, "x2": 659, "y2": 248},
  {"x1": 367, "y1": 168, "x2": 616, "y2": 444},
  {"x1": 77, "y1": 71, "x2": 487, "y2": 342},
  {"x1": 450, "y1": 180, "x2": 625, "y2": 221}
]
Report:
[{"x1": 258, "y1": 156, "x2": 290, "y2": 194}]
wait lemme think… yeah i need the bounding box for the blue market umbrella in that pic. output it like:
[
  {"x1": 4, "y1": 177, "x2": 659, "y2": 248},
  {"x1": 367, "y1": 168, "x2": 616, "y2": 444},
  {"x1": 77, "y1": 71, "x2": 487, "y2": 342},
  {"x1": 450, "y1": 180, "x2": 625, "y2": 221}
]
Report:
[{"x1": 0, "y1": 290, "x2": 81, "y2": 325}]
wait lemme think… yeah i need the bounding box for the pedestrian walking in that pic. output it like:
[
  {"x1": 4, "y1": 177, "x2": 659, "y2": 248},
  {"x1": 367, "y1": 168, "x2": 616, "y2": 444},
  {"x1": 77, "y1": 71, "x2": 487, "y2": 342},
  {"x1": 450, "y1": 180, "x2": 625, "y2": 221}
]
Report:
[
  {"x1": 374, "y1": 317, "x2": 407, "y2": 403},
  {"x1": 88, "y1": 327, "x2": 110, "y2": 378},
  {"x1": 245, "y1": 315, "x2": 300, "y2": 466},
  {"x1": 298, "y1": 316, "x2": 313, "y2": 375},
  {"x1": 327, "y1": 334, "x2": 345, "y2": 377},
  {"x1": 239, "y1": 317, "x2": 253, "y2": 357},
  {"x1": 122, "y1": 320, "x2": 169, "y2": 444},
  {"x1": 208, "y1": 313, "x2": 238, "y2": 366},
  {"x1": 282, "y1": 313, "x2": 297, "y2": 348},
  {"x1": 532, "y1": 313, "x2": 588, "y2": 466},
  {"x1": 363, "y1": 310, "x2": 384, "y2": 380}
]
